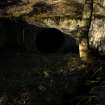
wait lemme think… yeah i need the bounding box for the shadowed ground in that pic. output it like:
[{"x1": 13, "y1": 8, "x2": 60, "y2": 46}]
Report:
[{"x1": 0, "y1": 50, "x2": 88, "y2": 105}]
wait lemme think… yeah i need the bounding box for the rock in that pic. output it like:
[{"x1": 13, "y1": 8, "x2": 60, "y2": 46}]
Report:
[{"x1": 89, "y1": 18, "x2": 105, "y2": 55}]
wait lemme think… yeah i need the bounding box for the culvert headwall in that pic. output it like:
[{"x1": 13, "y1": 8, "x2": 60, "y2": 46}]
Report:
[{"x1": 0, "y1": 18, "x2": 78, "y2": 53}]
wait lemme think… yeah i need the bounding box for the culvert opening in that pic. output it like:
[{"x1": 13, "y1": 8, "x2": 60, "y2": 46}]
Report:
[{"x1": 36, "y1": 28, "x2": 65, "y2": 53}]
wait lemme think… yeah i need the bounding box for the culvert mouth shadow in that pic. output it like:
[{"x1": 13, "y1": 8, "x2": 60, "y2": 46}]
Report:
[
  {"x1": 0, "y1": 18, "x2": 77, "y2": 54},
  {"x1": 36, "y1": 28, "x2": 65, "y2": 53}
]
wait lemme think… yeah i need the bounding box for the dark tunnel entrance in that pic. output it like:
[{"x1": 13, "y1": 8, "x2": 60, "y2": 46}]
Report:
[{"x1": 36, "y1": 28, "x2": 65, "y2": 53}]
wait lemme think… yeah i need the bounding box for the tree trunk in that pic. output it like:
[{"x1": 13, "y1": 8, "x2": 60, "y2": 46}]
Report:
[{"x1": 79, "y1": 0, "x2": 93, "y2": 63}]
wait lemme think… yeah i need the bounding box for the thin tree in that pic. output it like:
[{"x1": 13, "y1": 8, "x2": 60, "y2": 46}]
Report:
[{"x1": 79, "y1": 0, "x2": 93, "y2": 63}]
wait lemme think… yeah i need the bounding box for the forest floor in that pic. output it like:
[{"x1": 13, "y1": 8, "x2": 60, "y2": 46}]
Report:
[{"x1": 0, "y1": 49, "x2": 105, "y2": 105}]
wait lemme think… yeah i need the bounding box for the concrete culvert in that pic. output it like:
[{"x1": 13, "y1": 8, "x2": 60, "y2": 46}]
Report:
[{"x1": 36, "y1": 28, "x2": 65, "y2": 53}]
